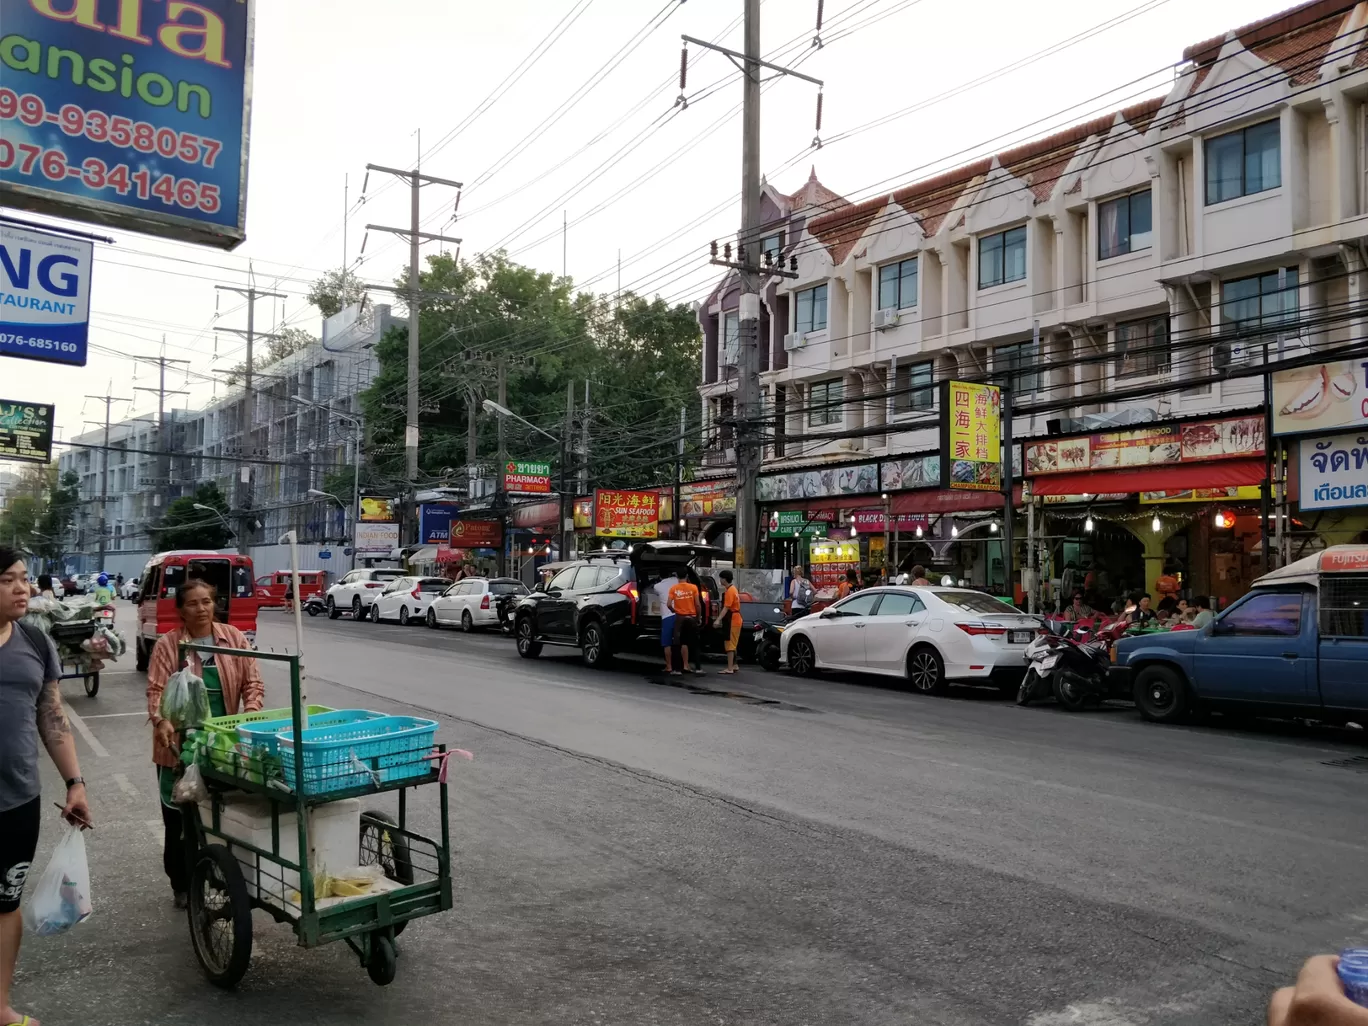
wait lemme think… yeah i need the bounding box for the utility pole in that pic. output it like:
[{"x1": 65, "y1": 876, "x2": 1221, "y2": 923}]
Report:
[
  {"x1": 675, "y1": 405, "x2": 686, "y2": 540},
  {"x1": 363, "y1": 163, "x2": 462, "y2": 485},
  {"x1": 579, "y1": 380, "x2": 590, "y2": 495},
  {"x1": 215, "y1": 284, "x2": 287, "y2": 554},
  {"x1": 562, "y1": 381, "x2": 575, "y2": 560},
  {"x1": 132, "y1": 351, "x2": 190, "y2": 515},
  {"x1": 685, "y1": 10, "x2": 822, "y2": 567},
  {"x1": 85, "y1": 394, "x2": 132, "y2": 569}
]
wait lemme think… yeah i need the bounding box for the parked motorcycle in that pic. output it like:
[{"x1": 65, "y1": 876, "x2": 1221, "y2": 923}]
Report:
[
  {"x1": 1019, "y1": 618, "x2": 1128, "y2": 710},
  {"x1": 302, "y1": 594, "x2": 327, "y2": 617}
]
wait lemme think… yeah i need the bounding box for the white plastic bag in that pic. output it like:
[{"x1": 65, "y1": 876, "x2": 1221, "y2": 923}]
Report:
[
  {"x1": 24, "y1": 822, "x2": 93, "y2": 936},
  {"x1": 172, "y1": 762, "x2": 209, "y2": 804}
]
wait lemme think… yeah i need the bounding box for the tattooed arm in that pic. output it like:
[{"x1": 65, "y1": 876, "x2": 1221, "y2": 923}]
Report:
[{"x1": 38, "y1": 679, "x2": 91, "y2": 827}]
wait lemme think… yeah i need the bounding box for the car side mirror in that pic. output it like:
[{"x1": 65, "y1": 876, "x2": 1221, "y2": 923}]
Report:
[
  {"x1": 819, "y1": 608, "x2": 839, "y2": 619},
  {"x1": 546, "y1": 587, "x2": 562, "y2": 597}
]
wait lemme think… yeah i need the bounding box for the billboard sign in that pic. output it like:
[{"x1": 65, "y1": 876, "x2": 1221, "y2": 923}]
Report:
[
  {"x1": 503, "y1": 460, "x2": 552, "y2": 494},
  {"x1": 940, "y1": 381, "x2": 1001, "y2": 491},
  {"x1": 593, "y1": 489, "x2": 659, "y2": 539},
  {"x1": 1024, "y1": 415, "x2": 1264, "y2": 475},
  {"x1": 0, "y1": 397, "x2": 54, "y2": 463},
  {"x1": 766, "y1": 510, "x2": 829, "y2": 539},
  {"x1": 358, "y1": 496, "x2": 395, "y2": 522},
  {"x1": 0, "y1": 0, "x2": 255, "y2": 250},
  {"x1": 1272, "y1": 360, "x2": 1368, "y2": 436},
  {"x1": 0, "y1": 222, "x2": 92, "y2": 365},
  {"x1": 447, "y1": 519, "x2": 501, "y2": 548},
  {"x1": 1299, "y1": 431, "x2": 1368, "y2": 511},
  {"x1": 680, "y1": 479, "x2": 736, "y2": 517},
  {"x1": 354, "y1": 521, "x2": 398, "y2": 555},
  {"x1": 418, "y1": 503, "x2": 459, "y2": 544},
  {"x1": 573, "y1": 497, "x2": 593, "y2": 529}
]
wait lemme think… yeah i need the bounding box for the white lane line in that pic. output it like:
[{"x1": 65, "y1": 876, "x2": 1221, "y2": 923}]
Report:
[
  {"x1": 144, "y1": 819, "x2": 164, "y2": 844},
  {"x1": 81, "y1": 711, "x2": 146, "y2": 719},
  {"x1": 64, "y1": 704, "x2": 109, "y2": 758},
  {"x1": 113, "y1": 773, "x2": 140, "y2": 798}
]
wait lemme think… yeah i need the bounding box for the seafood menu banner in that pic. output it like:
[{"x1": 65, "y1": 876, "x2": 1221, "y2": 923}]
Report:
[
  {"x1": 1272, "y1": 360, "x2": 1368, "y2": 436},
  {"x1": 941, "y1": 381, "x2": 1002, "y2": 491},
  {"x1": 1024, "y1": 415, "x2": 1264, "y2": 475},
  {"x1": 1298, "y1": 430, "x2": 1368, "y2": 510}
]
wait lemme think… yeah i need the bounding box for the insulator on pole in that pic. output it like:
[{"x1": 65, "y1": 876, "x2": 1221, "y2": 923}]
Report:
[
  {"x1": 813, "y1": 0, "x2": 824, "y2": 47},
  {"x1": 816, "y1": 0, "x2": 825, "y2": 31},
  {"x1": 710, "y1": 240, "x2": 718, "y2": 258},
  {"x1": 679, "y1": 46, "x2": 688, "y2": 92},
  {"x1": 724, "y1": 242, "x2": 732, "y2": 262},
  {"x1": 359, "y1": 230, "x2": 369, "y2": 257},
  {"x1": 815, "y1": 91, "x2": 824, "y2": 133}
]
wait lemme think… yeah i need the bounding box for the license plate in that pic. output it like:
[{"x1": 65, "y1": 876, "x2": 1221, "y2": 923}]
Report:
[{"x1": 1009, "y1": 630, "x2": 1034, "y2": 644}]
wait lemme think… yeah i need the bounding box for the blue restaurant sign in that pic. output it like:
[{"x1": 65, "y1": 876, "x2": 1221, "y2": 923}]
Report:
[
  {"x1": 0, "y1": 221, "x2": 92, "y2": 365},
  {"x1": 0, "y1": 0, "x2": 256, "y2": 249}
]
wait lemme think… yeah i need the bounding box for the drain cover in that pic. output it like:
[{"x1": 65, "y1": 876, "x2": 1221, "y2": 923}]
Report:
[{"x1": 1322, "y1": 755, "x2": 1368, "y2": 771}]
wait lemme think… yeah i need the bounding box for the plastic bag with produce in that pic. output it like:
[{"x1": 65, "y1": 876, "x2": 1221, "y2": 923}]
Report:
[{"x1": 159, "y1": 667, "x2": 210, "y2": 729}]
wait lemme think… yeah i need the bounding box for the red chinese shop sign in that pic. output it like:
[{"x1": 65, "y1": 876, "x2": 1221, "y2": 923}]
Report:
[{"x1": 594, "y1": 489, "x2": 660, "y2": 539}]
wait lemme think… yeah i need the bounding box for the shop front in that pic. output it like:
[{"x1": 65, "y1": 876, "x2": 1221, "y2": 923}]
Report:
[{"x1": 679, "y1": 478, "x2": 736, "y2": 548}]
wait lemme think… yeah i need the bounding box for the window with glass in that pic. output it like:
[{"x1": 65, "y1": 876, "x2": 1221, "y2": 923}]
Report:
[
  {"x1": 795, "y1": 284, "x2": 828, "y2": 333},
  {"x1": 994, "y1": 340, "x2": 1039, "y2": 395},
  {"x1": 1205, "y1": 120, "x2": 1281, "y2": 205},
  {"x1": 808, "y1": 379, "x2": 844, "y2": 427},
  {"x1": 833, "y1": 592, "x2": 880, "y2": 616},
  {"x1": 1114, "y1": 315, "x2": 1170, "y2": 378},
  {"x1": 722, "y1": 312, "x2": 739, "y2": 362},
  {"x1": 761, "y1": 234, "x2": 782, "y2": 265},
  {"x1": 1098, "y1": 189, "x2": 1152, "y2": 260},
  {"x1": 978, "y1": 226, "x2": 1027, "y2": 289},
  {"x1": 893, "y1": 361, "x2": 934, "y2": 414},
  {"x1": 874, "y1": 592, "x2": 924, "y2": 616},
  {"x1": 1216, "y1": 592, "x2": 1302, "y2": 636},
  {"x1": 878, "y1": 257, "x2": 918, "y2": 311},
  {"x1": 1222, "y1": 268, "x2": 1299, "y2": 332}
]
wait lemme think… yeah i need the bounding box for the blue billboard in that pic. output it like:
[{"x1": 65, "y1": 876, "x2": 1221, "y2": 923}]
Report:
[
  {"x1": 419, "y1": 504, "x2": 460, "y2": 545},
  {"x1": 1, "y1": 221, "x2": 92, "y2": 365},
  {"x1": 0, "y1": 0, "x2": 254, "y2": 249}
]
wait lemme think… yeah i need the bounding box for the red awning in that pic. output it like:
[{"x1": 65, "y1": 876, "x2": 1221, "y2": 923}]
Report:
[
  {"x1": 1029, "y1": 458, "x2": 1266, "y2": 497},
  {"x1": 770, "y1": 487, "x2": 1022, "y2": 516}
]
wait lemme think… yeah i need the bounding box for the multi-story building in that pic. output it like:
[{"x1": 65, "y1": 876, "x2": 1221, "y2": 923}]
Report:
[
  {"x1": 59, "y1": 303, "x2": 398, "y2": 578},
  {"x1": 697, "y1": 0, "x2": 1368, "y2": 607}
]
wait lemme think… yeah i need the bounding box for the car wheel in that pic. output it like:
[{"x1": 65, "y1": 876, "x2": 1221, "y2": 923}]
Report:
[
  {"x1": 426, "y1": 609, "x2": 438, "y2": 629},
  {"x1": 1133, "y1": 665, "x2": 1190, "y2": 724},
  {"x1": 906, "y1": 645, "x2": 947, "y2": 695},
  {"x1": 327, "y1": 597, "x2": 340, "y2": 620},
  {"x1": 515, "y1": 617, "x2": 542, "y2": 659},
  {"x1": 352, "y1": 597, "x2": 364, "y2": 622},
  {"x1": 369, "y1": 603, "x2": 381, "y2": 623},
  {"x1": 786, "y1": 635, "x2": 816, "y2": 676},
  {"x1": 400, "y1": 605, "x2": 410, "y2": 625},
  {"x1": 581, "y1": 620, "x2": 612, "y2": 668},
  {"x1": 461, "y1": 610, "x2": 474, "y2": 633}
]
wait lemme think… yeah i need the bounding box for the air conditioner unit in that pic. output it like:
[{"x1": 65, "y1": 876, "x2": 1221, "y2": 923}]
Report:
[
  {"x1": 873, "y1": 308, "x2": 900, "y2": 330},
  {"x1": 1211, "y1": 339, "x2": 1251, "y2": 372},
  {"x1": 784, "y1": 332, "x2": 807, "y2": 352}
]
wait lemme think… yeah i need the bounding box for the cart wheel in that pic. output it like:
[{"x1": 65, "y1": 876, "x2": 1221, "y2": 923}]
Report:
[
  {"x1": 84, "y1": 672, "x2": 100, "y2": 697},
  {"x1": 366, "y1": 933, "x2": 397, "y2": 986},
  {"x1": 360, "y1": 811, "x2": 413, "y2": 937},
  {"x1": 187, "y1": 844, "x2": 253, "y2": 989}
]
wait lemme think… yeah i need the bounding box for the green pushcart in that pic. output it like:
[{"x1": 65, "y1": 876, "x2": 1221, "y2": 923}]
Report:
[{"x1": 176, "y1": 641, "x2": 454, "y2": 988}]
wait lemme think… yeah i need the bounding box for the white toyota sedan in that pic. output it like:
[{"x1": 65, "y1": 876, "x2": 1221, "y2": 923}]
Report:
[
  {"x1": 779, "y1": 586, "x2": 1041, "y2": 694},
  {"x1": 426, "y1": 576, "x2": 529, "y2": 631},
  {"x1": 368, "y1": 576, "x2": 452, "y2": 625}
]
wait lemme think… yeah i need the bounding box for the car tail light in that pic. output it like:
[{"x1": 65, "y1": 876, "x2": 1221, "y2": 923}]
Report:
[
  {"x1": 618, "y1": 581, "x2": 638, "y2": 621},
  {"x1": 955, "y1": 621, "x2": 1007, "y2": 636},
  {"x1": 364, "y1": 582, "x2": 382, "y2": 588},
  {"x1": 480, "y1": 594, "x2": 490, "y2": 609},
  {"x1": 411, "y1": 586, "x2": 422, "y2": 600}
]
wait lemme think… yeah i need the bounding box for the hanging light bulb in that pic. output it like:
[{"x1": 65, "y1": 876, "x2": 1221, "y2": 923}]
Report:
[
  {"x1": 1151, "y1": 514, "x2": 1162, "y2": 533},
  {"x1": 990, "y1": 522, "x2": 999, "y2": 533},
  {"x1": 915, "y1": 525, "x2": 924, "y2": 538},
  {"x1": 1084, "y1": 515, "x2": 1095, "y2": 533},
  {"x1": 849, "y1": 523, "x2": 858, "y2": 538},
  {"x1": 951, "y1": 524, "x2": 959, "y2": 538}
]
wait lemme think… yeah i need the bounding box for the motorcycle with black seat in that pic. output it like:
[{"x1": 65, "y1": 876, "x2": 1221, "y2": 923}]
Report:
[{"x1": 1020, "y1": 617, "x2": 1130, "y2": 710}]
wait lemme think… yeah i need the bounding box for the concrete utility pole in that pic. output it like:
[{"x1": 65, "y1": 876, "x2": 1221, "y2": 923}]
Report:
[
  {"x1": 363, "y1": 163, "x2": 462, "y2": 484},
  {"x1": 563, "y1": 382, "x2": 575, "y2": 560},
  {"x1": 84, "y1": 394, "x2": 132, "y2": 569},
  {"x1": 132, "y1": 350, "x2": 190, "y2": 515},
  {"x1": 215, "y1": 285, "x2": 287, "y2": 554},
  {"x1": 579, "y1": 380, "x2": 590, "y2": 495},
  {"x1": 684, "y1": 8, "x2": 822, "y2": 567}
]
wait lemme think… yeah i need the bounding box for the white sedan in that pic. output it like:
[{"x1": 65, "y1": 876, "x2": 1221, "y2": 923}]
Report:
[
  {"x1": 779, "y1": 586, "x2": 1041, "y2": 694},
  {"x1": 427, "y1": 577, "x2": 528, "y2": 631},
  {"x1": 368, "y1": 576, "x2": 452, "y2": 625}
]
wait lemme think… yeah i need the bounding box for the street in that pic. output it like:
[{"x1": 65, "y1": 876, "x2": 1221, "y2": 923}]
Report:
[{"x1": 15, "y1": 601, "x2": 1368, "y2": 1026}]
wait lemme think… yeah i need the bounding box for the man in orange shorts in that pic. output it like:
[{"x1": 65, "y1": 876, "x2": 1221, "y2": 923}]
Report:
[
  {"x1": 667, "y1": 567, "x2": 701, "y2": 675},
  {"x1": 715, "y1": 569, "x2": 742, "y2": 674}
]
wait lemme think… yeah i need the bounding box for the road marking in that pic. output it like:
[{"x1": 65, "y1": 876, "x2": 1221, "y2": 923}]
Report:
[
  {"x1": 64, "y1": 704, "x2": 109, "y2": 758},
  {"x1": 113, "y1": 773, "x2": 140, "y2": 798},
  {"x1": 144, "y1": 819, "x2": 164, "y2": 844},
  {"x1": 81, "y1": 711, "x2": 146, "y2": 719}
]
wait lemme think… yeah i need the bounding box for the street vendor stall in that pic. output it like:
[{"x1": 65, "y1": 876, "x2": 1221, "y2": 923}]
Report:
[{"x1": 21, "y1": 593, "x2": 125, "y2": 696}]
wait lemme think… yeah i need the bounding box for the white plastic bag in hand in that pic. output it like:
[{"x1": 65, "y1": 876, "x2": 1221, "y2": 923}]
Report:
[
  {"x1": 172, "y1": 762, "x2": 209, "y2": 804},
  {"x1": 24, "y1": 822, "x2": 93, "y2": 936}
]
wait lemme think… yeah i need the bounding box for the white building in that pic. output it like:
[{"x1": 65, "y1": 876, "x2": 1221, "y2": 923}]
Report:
[{"x1": 698, "y1": 0, "x2": 1368, "y2": 604}]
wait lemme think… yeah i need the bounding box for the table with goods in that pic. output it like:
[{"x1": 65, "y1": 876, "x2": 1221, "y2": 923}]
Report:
[
  {"x1": 21, "y1": 593, "x2": 125, "y2": 697},
  {"x1": 164, "y1": 641, "x2": 456, "y2": 988}
]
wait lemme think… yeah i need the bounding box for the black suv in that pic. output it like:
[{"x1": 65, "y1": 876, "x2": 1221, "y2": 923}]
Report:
[{"x1": 510, "y1": 541, "x2": 722, "y2": 668}]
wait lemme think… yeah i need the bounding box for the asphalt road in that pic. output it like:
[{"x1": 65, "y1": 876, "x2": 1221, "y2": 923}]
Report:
[{"x1": 15, "y1": 601, "x2": 1368, "y2": 1025}]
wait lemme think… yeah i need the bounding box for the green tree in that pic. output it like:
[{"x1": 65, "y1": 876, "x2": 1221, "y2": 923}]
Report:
[
  {"x1": 308, "y1": 267, "x2": 366, "y2": 319},
  {"x1": 35, "y1": 470, "x2": 80, "y2": 563},
  {"x1": 152, "y1": 483, "x2": 234, "y2": 550},
  {"x1": 0, "y1": 464, "x2": 81, "y2": 565}
]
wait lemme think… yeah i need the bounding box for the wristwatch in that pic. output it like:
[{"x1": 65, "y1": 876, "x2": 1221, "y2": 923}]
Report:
[{"x1": 66, "y1": 776, "x2": 85, "y2": 789}]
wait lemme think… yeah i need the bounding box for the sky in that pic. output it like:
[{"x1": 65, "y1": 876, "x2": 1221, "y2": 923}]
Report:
[{"x1": 3, "y1": 0, "x2": 1301, "y2": 446}]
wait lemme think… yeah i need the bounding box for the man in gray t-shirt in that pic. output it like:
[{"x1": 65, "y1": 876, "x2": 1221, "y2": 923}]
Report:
[{"x1": 0, "y1": 548, "x2": 92, "y2": 1026}]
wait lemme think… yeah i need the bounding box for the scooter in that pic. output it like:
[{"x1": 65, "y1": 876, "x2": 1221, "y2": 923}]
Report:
[
  {"x1": 302, "y1": 594, "x2": 327, "y2": 617},
  {"x1": 1019, "y1": 619, "x2": 1127, "y2": 710}
]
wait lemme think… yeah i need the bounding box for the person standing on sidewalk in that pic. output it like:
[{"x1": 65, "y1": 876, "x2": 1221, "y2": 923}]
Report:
[
  {"x1": 0, "y1": 546, "x2": 93, "y2": 1026},
  {"x1": 146, "y1": 579, "x2": 263, "y2": 907},
  {"x1": 654, "y1": 575, "x2": 677, "y2": 673},
  {"x1": 666, "y1": 568, "x2": 702, "y2": 676}
]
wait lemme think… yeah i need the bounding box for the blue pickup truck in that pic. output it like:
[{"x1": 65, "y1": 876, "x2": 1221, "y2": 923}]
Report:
[{"x1": 1115, "y1": 546, "x2": 1368, "y2": 725}]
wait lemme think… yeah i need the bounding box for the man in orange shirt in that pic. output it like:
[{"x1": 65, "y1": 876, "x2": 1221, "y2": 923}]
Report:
[
  {"x1": 667, "y1": 567, "x2": 701, "y2": 676},
  {"x1": 714, "y1": 569, "x2": 742, "y2": 674}
]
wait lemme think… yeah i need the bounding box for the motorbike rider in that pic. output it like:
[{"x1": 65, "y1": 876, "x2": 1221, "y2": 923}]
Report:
[{"x1": 91, "y1": 574, "x2": 115, "y2": 606}]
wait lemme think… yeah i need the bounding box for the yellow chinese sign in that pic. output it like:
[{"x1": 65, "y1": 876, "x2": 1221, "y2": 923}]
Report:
[{"x1": 943, "y1": 381, "x2": 1002, "y2": 491}]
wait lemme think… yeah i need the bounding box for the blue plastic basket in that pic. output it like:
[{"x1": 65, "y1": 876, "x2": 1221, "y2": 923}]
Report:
[
  {"x1": 236, "y1": 708, "x2": 383, "y2": 756},
  {"x1": 278, "y1": 715, "x2": 439, "y2": 795}
]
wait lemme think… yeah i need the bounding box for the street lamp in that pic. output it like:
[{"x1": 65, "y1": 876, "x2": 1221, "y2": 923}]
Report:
[
  {"x1": 482, "y1": 398, "x2": 569, "y2": 559},
  {"x1": 293, "y1": 396, "x2": 363, "y2": 570},
  {"x1": 192, "y1": 503, "x2": 235, "y2": 541}
]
